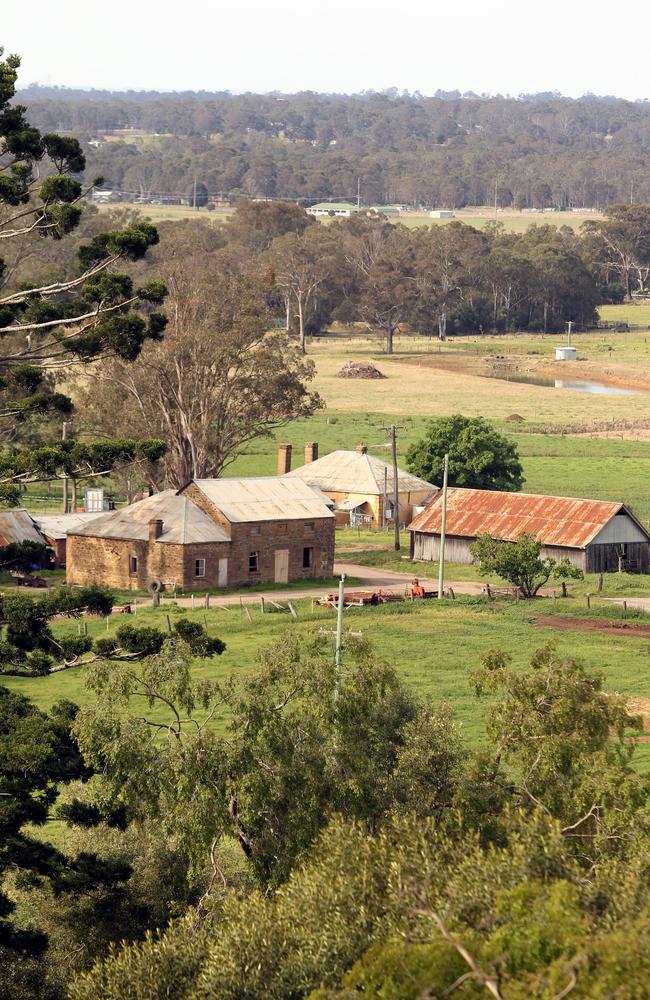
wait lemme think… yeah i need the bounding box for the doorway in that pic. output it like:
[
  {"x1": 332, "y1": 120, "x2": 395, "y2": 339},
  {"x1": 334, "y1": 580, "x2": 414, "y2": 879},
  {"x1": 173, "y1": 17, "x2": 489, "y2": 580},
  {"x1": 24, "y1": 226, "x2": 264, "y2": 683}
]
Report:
[{"x1": 274, "y1": 548, "x2": 289, "y2": 584}]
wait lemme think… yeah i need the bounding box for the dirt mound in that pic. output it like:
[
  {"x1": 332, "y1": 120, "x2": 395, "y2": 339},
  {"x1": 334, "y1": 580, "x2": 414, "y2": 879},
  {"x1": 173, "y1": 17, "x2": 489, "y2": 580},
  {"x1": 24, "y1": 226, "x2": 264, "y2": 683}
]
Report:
[
  {"x1": 337, "y1": 361, "x2": 387, "y2": 380},
  {"x1": 505, "y1": 413, "x2": 525, "y2": 422}
]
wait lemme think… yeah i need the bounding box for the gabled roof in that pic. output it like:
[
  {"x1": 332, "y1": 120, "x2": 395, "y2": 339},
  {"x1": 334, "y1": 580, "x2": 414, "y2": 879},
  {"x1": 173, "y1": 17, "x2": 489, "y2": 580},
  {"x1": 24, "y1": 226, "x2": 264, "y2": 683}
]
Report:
[
  {"x1": 408, "y1": 488, "x2": 647, "y2": 550},
  {"x1": 35, "y1": 512, "x2": 107, "y2": 541},
  {"x1": 0, "y1": 509, "x2": 44, "y2": 547},
  {"x1": 68, "y1": 491, "x2": 229, "y2": 544},
  {"x1": 187, "y1": 477, "x2": 334, "y2": 523},
  {"x1": 286, "y1": 450, "x2": 435, "y2": 496}
]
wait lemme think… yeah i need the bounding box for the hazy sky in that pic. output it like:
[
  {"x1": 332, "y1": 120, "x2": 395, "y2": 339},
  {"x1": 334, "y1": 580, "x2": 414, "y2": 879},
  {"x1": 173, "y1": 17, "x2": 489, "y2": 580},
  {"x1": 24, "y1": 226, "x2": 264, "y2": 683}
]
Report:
[{"x1": 3, "y1": 0, "x2": 648, "y2": 100}]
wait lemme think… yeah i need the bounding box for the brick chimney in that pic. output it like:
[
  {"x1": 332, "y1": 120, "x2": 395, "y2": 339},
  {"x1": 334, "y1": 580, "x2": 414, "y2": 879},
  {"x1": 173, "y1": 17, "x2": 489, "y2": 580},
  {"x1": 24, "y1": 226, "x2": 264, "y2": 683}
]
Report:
[
  {"x1": 356, "y1": 441, "x2": 368, "y2": 455},
  {"x1": 277, "y1": 443, "x2": 292, "y2": 475},
  {"x1": 148, "y1": 518, "x2": 164, "y2": 542},
  {"x1": 304, "y1": 441, "x2": 318, "y2": 464}
]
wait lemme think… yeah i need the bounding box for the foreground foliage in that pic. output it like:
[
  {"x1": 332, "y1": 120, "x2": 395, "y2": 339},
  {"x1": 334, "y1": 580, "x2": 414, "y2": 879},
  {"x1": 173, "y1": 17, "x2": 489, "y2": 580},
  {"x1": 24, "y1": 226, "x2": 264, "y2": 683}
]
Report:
[{"x1": 66, "y1": 640, "x2": 649, "y2": 999}]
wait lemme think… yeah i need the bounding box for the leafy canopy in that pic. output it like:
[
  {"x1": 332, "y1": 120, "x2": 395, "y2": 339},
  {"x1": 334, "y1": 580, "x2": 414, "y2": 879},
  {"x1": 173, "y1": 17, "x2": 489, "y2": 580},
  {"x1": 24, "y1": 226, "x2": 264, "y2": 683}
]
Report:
[{"x1": 406, "y1": 414, "x2": 524, "y2": 491}]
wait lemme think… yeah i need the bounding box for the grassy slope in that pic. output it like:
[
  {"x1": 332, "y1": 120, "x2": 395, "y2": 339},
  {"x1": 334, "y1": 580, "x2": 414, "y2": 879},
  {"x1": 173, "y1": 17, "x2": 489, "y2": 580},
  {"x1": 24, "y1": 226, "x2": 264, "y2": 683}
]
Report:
[{"x1": 3, "y1": 598, "x2": 649, "y2": 768}]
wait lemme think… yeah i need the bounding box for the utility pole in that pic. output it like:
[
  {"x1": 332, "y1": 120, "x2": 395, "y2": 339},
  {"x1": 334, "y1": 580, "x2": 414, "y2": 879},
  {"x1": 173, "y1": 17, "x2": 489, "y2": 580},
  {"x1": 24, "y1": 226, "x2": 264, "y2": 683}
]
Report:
[
  {"x1": 567, "y1": 320, "x2": 573, "y2": 346},
  {"x1": 383, "y1": 466, "x2": 388, "y2": 528},
  {"x1": 494, "y1": 177, "x2": 498, "y2": 219},
  {"x1": 334, "y1": 574, "x2": 346, "y2": 703},
  {"x1": 193, "y1": 175, "x2": 197, "y2": 211},
  {"x1": 437, "y1": 453, "x2": 449, "y2": 599},
  {"x1": 357, "y1": 176, "x2": 361, "y2": 210},
  {"x1": 62, "y1": 420, "x2": 69, "y2": 514},
  {"x1": 390, "y1": 424, "x2": 400, "y2": 552}
]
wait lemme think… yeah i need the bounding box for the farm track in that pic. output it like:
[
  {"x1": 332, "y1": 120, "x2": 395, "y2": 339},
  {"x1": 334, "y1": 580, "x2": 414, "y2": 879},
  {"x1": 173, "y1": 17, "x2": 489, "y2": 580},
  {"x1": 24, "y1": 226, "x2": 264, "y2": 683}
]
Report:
[{"x1": 533, "y1": 614, "x2": 650, "y2": 639}]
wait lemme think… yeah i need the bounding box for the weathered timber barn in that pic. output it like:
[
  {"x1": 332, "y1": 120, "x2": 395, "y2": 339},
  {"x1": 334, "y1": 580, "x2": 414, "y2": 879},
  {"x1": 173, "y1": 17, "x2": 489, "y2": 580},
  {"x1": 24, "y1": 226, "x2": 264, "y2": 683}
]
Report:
[
  {"x1": 67, "y1": 477, "x2": 335, "y2": 592},
  {"x1": 284, "y1": 442, "x2": 435, "y2": 527},
  {"x1": 408, "y1": 488, "x2": 650, "y2": 573}
]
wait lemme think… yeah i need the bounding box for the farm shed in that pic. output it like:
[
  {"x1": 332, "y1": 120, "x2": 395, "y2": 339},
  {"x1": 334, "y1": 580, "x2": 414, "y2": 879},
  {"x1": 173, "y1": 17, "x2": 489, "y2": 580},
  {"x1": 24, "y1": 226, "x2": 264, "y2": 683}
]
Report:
[
  {"x1": 285, "y1": 443, "x2": 435, "y2": 527},
  {"x1": 67, "y1": 477, "x2": 335, "y2": 592},
  {"x1": 306, "y1": 202, "x2": 359, "y2": 217},
  {"x1": 0, "y1": 509, "x2": 46, "y2": 548},
  {"x1": 408, "y1": 488, "x2": 650, "y2": 573},
  {"x1": 35, "y1": 512, "x2": 107, "y2": 567}
]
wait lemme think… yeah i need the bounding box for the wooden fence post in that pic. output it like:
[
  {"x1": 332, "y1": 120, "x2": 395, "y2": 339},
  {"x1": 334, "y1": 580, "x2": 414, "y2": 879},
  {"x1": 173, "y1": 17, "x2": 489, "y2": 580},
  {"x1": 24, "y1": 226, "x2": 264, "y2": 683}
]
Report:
[
  {"x1": 586, "y1": 593, "x2": 591, "y2": 609},
  {"x1": 165, "y1": 614, "x2": 172, "y2": 634},
  {"x1": 597, "y1": 573, "x2": 603, "y2": 593},
  {"x1": 260, "y1": 596, "x2": 266, "y2": 614}
]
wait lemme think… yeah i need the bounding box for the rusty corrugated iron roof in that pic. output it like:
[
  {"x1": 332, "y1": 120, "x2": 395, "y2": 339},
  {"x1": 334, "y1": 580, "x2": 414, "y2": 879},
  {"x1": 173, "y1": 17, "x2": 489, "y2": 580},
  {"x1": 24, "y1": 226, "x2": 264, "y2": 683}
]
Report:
[{"x1": 407, "y1": 489, "x2": 643, "y2": 549}]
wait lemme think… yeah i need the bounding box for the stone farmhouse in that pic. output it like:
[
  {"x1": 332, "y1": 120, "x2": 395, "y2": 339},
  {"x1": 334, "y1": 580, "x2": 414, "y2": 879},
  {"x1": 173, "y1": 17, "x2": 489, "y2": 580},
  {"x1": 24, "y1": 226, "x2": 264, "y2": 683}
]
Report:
[
  {"x1": 408, "y1": 488, "x2": 650, "y2": 573},
  {"x1": 66, "y1": 477, "x2": 335, "y2": 592},
  {"x1": 282, "y1": 442, "x2": 435, "y2": 527}
]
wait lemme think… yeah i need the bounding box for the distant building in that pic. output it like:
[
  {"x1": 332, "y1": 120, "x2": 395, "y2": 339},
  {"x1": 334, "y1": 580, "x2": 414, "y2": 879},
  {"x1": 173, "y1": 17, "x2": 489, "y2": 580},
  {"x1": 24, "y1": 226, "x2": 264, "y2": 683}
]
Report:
[
  {"x1": 284, "y1": 442, "x2": 435, "y2": 528},
  {"x1": 368, "y1": 205, "x2": 401, "y2": 216},
  {"x1": 408, "y1": 488, "x2": 650, "y2": 573},
  {"x1": 92, "y1": 189, "x2": 115, "y2": 204},
  {"x1": 429, "y1": 210, "x2": 455, "y2": 219},
  {"x1": 307, "y1": 202, "x2": 359, "y2": 218}
]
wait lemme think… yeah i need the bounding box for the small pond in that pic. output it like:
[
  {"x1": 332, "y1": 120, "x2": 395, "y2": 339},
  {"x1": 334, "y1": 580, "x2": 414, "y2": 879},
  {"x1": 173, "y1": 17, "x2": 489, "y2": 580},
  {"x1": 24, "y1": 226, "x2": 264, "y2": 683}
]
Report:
[{"x1": 484, "y1": 372, "x2": 642, "y2": 395}]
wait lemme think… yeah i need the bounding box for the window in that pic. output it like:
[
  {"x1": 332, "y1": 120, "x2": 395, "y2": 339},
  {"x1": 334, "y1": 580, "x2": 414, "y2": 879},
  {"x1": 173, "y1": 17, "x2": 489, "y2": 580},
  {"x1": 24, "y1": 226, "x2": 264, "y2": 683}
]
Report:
[
  {"x1": 249, "y1": 551, "x2": 259, "y2": 573},
  {"x1": 251, "y1": 525, "x2": 261, "y2": 535},
  {"x1": 303, "y1": 546, "x2": 313, "y2": 569},
  {"x1": 129, "y1": 555, "x2": 138, "y2": 574},
  {"x1": 195, "y1": 558, "x2": 206, "y2": 578},
  {"x1": 304, "y1": 521, "x2": 315, "y2": 532}
]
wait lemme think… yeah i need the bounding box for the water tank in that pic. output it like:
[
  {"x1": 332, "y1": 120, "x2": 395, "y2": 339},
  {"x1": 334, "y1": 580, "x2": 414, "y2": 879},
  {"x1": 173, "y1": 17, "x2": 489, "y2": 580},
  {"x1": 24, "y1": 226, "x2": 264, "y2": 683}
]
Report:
[{"x1": 555, "y1": 346, "x2": 577, "y2": 361}]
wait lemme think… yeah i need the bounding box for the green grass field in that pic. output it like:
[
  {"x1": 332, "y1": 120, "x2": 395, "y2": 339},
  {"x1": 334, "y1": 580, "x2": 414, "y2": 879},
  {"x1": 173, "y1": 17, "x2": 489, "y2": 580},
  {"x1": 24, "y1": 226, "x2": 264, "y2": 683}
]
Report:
[{"x1": 3, "y1": 596, "x2": 650, "y2": 767}]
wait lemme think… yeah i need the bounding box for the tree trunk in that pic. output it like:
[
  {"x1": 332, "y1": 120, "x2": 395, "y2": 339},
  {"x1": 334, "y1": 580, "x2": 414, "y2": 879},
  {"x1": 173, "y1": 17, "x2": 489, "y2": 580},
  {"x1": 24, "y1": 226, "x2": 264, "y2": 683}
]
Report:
[
  {"x1": 297, "y1": 293, "x2": 305, "y2": 354},
  {"x1": 386, "y1": 325, "x2": 394, "y2": 355},
  {"x1": 438, "y1": 311, "x2": 447, "y2": 342},
  {"x1": 71, "y1": 477, "x2": 78, "y2": 513}
]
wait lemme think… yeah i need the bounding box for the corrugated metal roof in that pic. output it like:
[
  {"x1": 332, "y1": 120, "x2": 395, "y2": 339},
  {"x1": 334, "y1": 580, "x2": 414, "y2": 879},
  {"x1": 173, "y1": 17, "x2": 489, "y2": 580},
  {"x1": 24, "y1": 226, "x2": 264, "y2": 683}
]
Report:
[
  {"x1": 0, "y1": 509, "x2": 44, "y2": 547},
  {"x1": 188, "y1": 478, "x2": 335, "y2": 523},
  {"x1": 408, "y1": 488, "x2": 643, "y2": 549},
  {"x1": 35, "y1": 512, "x2": 107, "y2": 540},
  {"x1": 286, "y1": 450, "x2": 435, "y2": 496},
  {"x1": 69, "y1": 491, "x2": 230, "y2": 544}
]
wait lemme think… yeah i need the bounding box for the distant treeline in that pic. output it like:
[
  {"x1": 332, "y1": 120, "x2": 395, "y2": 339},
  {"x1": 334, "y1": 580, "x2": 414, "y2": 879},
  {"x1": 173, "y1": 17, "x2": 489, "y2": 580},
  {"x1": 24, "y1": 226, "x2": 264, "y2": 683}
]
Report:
[{"x1": 15, "y1": 87, "x2": 650, "y2": 208}]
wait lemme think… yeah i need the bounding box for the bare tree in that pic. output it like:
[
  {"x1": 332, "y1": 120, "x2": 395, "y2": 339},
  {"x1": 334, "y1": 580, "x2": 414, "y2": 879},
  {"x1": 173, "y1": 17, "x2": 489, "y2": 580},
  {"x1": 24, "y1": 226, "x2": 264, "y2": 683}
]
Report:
[{"x1": 78, "y1": 246, "x2": 321, "y2": 487}]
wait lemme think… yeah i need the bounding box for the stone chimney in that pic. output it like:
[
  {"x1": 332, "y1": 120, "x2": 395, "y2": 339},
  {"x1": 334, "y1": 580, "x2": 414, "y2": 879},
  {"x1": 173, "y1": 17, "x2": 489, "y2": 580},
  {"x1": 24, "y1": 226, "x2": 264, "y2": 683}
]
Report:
[
  {"x1": 277, "y1": 443, "x2": 292, "y2": 475},
  {"x1": 148, "y1": 518, "x2": 164, "y2": 542},
  {"x1": 356, "y1": 441, "x2": 368, "y2": 455},
  {"x1": 304, "y1": 441, "x2": 319, "y2": 464}
]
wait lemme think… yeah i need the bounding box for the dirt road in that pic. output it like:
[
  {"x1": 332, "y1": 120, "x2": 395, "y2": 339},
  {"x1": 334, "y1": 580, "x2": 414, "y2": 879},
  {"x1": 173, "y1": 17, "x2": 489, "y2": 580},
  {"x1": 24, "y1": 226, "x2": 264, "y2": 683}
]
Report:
[{"x1": 136, "y1": 561, "x2": 488, "y2": 610}]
